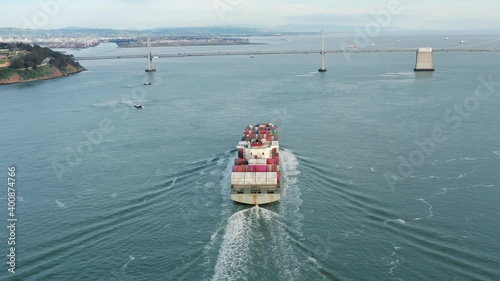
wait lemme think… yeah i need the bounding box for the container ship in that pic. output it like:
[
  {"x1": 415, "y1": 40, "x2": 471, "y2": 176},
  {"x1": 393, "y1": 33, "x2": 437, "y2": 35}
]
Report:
[{"x1": 231, "y1": 123, "x2": 281, "y2": 205}]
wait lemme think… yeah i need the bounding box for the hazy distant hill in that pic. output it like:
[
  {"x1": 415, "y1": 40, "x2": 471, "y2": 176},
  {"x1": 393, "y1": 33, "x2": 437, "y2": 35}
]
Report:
[
  {"x1": 2, "y1": 26, "x2": 499, "y2": 39},
  {"x1": 0, "y1": 26, "x2": 280, "y2": 38}
]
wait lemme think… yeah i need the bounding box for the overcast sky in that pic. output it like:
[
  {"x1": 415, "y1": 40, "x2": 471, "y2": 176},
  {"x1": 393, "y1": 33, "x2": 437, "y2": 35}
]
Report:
[{"x1": 1, "y1": 0, "x2": 500, "y2": 30}]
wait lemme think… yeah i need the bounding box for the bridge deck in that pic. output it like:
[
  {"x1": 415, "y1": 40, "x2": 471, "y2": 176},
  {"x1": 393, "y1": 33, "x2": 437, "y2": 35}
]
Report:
[{"x1": 74, "y1": 48, "x2": 500, "y2": 60}]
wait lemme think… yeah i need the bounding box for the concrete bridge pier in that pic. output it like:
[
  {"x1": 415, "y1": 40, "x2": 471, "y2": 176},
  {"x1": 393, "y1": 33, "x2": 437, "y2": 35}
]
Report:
[{"x1": 414, "y1": 48, "x2": 435, "y2": 72}]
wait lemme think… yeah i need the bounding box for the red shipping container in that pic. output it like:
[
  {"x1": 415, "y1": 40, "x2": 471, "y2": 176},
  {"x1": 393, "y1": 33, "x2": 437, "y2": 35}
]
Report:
[
  {"x1": 234, "y1": 158, "x2": 248, "y2": 165},
  {"x1": 256, "y1": 165, "x2": 268, "y2": 172},
  {"x1": 233, "y1": 165, "x2": 248, "y2": 172},
  {"x1": 266, "y1": 165, "x2": 278, "y2": 172},
  {"x1": 266, "y1": 158, "x2": 280, "y2": 165}
]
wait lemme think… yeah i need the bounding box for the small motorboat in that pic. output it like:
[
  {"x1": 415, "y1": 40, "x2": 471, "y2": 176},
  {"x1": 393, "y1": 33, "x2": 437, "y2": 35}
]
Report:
[
  {"x1": 143, "y1": 82, "x2": 151, "y2": 85},
  {"x1": 133, "y1": 104, "x2": 143, "y2": 109}
]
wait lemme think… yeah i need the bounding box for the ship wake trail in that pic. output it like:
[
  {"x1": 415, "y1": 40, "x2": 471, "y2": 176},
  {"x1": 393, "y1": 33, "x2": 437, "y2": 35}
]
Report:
[
  {"x1": 274, "y1": 149, "x2": 303, "y2": 279},
  {"x1": 279, "y1": 149, "x2": 303, "y2": 234},
  {"x1": 211, "y1": 149, "x2": 303, "y2": 281},
  {"x1": 211, "y1": 206, "x2": 262, "y2": 281}
]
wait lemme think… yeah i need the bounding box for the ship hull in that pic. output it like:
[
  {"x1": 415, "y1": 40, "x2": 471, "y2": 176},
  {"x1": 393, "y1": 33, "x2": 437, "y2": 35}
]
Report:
[{"x1": 231, "y1": 193, "x2": 281, "y2": 205}]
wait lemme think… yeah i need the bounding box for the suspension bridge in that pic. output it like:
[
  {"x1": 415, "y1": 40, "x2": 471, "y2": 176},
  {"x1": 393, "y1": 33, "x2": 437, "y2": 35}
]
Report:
[{"x1": 73, "y1": 48, "x2": 500, "y2": 61}]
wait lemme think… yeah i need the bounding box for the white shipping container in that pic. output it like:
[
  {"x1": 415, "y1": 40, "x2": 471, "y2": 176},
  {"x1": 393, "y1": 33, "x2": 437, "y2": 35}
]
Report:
[
  {"x1": 272, "y1": 141, "x2": 279, "y2": 146},
  {"x1": 255, "y1": 173, "x2": 267, "y2": 185},
  {"x1": 244, "y1": 172, "x2": 256, "y2": 185},
  {"x1": 248, "y1": 159, "x2": 267, "y2": 165},
  {"x1": 266, "y1": 172, "x2": 278, "y2": 185},
  {"x1": 231, "y1": 173, "x2": 246, "y2": 185}
]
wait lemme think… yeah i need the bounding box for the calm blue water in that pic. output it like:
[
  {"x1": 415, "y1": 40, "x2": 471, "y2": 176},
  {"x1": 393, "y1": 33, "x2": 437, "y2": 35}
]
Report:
[{"x1": 1, "y1": 35, "x2": 500, "y2": 281}]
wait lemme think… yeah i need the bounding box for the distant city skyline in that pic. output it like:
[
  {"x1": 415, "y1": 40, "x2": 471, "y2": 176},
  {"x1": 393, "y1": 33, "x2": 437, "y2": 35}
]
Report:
[{"x1": 1, "y1": 0, "x2": 500, "y2": 31}]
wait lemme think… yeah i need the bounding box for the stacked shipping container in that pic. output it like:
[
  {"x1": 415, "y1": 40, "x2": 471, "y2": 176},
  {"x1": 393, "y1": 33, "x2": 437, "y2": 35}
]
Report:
[{"x1": 232, "y1": 123, "x2": 281, "y2": 185}]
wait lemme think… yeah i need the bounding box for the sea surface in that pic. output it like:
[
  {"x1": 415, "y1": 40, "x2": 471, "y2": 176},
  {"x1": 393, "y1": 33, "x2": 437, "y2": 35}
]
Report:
[{"x1": 1, "y1": 34, "x2": 500, "y2": 281}]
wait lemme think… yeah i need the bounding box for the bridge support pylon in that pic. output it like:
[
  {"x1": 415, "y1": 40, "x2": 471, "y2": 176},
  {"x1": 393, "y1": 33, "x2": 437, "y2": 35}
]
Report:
[{"x1": 414, "y1": 48, "x2": 435, "y2": 72}]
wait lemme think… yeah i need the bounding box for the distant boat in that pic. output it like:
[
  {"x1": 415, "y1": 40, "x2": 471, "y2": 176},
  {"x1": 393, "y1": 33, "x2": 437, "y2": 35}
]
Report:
[
  {"x1": 250, "y1": 55, "x2": 255, "y2": 58},
  {"x1": 133, "y1": 104, "x2": 143, "y2": 109},
  {"x1": 143, "y1": 82, "x2": 151, "y2": 85},
  {"x1": 459, "y1": 40, "x2": 468, "y2": 44},
  {"x1": 445, "y1": 37, "x2": 449, "y2": 40}
]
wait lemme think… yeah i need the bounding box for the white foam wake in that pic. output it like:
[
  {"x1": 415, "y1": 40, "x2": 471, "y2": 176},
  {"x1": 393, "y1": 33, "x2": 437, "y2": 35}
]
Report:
[
  {"x1": 417, "y1": 198, "x2": 434, "y2": 219},
  {"x1": 56, "y1": 200, "x2": 67, "y2": 209},
  {"x1": 202, "y1": 153, "x2": 238, "y2": 276},
  {"x1": 275, "y1": 149, "x2": 303, "y2": 279},
  {"x1": 211, "y1": 208, "x2": 255, "y2": 281},
  {"x1": 279, "y1": 149, "x2": 303, "y2": 227}
]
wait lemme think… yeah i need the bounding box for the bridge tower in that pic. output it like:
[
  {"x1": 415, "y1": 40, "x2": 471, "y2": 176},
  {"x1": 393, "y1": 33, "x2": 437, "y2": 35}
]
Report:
[
  {"x1": 318, "y1": 31, "x2": 327, "y2": 72},
  {"x1": 414, "y1": 48, "x2": 434, "y2": 72},
  {"x1": 145, "y1": 35, "x2": 156, "y2": 72}
]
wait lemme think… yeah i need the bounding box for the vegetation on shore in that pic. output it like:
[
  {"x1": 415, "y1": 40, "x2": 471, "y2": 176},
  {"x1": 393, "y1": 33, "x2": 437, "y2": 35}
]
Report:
[{"x1": 0, "y1": 42, "x2": 85, "y2": 85}]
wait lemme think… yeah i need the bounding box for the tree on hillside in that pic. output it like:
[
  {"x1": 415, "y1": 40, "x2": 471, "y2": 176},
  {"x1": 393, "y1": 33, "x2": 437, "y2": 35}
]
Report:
[
  {"x1": 10, "y1": 59, "x2": 24, "y2": 69},
  {"x1": 9, "y1": 42, "x2": 82, "y2": 70}
]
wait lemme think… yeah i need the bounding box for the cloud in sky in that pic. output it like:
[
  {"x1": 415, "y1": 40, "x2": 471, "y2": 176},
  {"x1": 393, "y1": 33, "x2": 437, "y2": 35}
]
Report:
[{"x1": 1, "y1": 0, "x2": 500, "y2": 30}]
